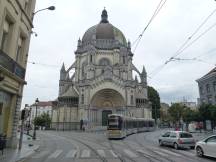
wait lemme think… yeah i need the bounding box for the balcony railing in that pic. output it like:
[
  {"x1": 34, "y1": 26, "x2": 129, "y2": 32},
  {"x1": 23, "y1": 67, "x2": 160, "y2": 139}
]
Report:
[{"x1": 0, "y1": 49, "x2": 25, "y2": 80}]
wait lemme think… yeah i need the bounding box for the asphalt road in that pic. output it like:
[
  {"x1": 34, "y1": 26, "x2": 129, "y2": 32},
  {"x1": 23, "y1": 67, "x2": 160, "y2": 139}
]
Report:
[{"x1": 23, "y1": 129, "x2": 216, "y2": 162}]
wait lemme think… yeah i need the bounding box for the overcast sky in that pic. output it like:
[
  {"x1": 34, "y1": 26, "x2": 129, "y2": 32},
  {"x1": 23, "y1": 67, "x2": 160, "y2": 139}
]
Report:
[{"x1": 22, "y1": 0, "x2": 216, "y2": 108}]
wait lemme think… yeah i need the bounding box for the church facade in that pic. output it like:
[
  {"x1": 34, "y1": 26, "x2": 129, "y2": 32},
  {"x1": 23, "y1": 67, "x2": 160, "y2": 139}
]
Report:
[{"x1": 51, "y1": 9, "x2": 152, "y2": 130}]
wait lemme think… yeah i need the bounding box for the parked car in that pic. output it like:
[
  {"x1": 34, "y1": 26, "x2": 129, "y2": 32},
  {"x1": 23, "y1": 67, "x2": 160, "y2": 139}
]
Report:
[
  {"x1": 195, "y1": 135, "x2": 216, "y2": 158},
  {"x1": 159, "y1": 131, "x2": 195, "y2": 149}
]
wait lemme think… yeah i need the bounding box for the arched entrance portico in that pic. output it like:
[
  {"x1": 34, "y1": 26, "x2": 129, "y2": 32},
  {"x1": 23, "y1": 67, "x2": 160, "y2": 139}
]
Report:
[{"x1": 90, "y1": 89, "x2": 125, "y2": 126}]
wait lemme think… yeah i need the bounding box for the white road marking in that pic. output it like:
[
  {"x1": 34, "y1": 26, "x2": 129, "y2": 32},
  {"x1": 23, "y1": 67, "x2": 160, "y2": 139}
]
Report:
[
  {"x1": 178, "y1": 150, "x2": 195, "y2": 156},
  {"x1": 97, "y1": 149, "x2": 106, "y2": 157},
  {"x1": 110, "y1": 150, "x2": 118, "y2": 158},
  {"x1": 48, "y1": 150, "x2": 63, "y2": 158},
  {"x1": 32, "y1": 150, "x2": 49, "y2": 158},
  {"x1": 81, "y1": 149, "x2": 90, "y2": 158},
  {"x1": 66, "y1": 149, "x2": 77, "y2": 158},
  {"x1": 136, "y1": 149, "x2": 153, "y2": 157},
  {"x1": 158, "y1": 149, "x2": 181, "y2": 157},
  {"x1": 153, "y1": 150, "x2": 169, "y2": 157},
  {"x1": 124, "y1": 149, "x2": 138, "y2": 158}
]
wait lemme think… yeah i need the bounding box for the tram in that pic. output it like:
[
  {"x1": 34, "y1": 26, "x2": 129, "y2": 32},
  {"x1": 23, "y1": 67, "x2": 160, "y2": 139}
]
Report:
[{"x1": 107, "y1": 114, "x2": 155, "y2": 139}]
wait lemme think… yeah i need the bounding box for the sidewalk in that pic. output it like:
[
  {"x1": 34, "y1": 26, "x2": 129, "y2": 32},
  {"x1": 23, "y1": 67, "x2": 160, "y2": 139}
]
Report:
[
  {"x1": 0, "y1": 133, "x2": 40, "y2": 162},
  {"x1": 192, "y1": 130, "x2": 215, "y2": 141}
]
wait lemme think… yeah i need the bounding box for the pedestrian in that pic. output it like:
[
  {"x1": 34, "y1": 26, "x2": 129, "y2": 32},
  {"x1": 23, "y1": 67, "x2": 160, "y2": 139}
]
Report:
[{"x1": 80, "y1": 119, "x2": 83, "y2": 131}]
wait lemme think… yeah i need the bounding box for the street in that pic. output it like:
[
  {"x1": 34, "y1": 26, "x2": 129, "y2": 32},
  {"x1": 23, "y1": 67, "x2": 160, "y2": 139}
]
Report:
[{"x1": 22, "y1": 129, "x2": 216, "y2": 162}]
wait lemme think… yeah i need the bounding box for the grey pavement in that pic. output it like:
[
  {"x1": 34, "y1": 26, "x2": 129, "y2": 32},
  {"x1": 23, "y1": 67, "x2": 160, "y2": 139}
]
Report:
[
  {"x1": 0, "y1": 133, "x2": 40, "y2": 162},
  {"x1": 17, "y1": 129, "x2": 216, "y2": 162},
  {"x1": 1, "y1": 129, "x2": 215, "y2": 162}
]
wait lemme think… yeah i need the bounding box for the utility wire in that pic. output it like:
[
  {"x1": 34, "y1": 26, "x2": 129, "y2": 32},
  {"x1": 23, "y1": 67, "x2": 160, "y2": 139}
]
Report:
[
  {"x1": 132, "y1": 0, "x2": 167, "y2": 52},
  {"x1": 132, "y1": 0, "x2": 164, "y2": 46},
  {"x1": 172, "y1": 8, "x2": 216, "y2": 58},
  {"x1": 176, "y1": 22, "x2": 216, "y2": 57},
  {"x1": 149, "y1": 8, "x2": 216, "y2": 78},
  {"x1": 164, "y1": 57, "x2": 216, "y2": 67},
  {"x1": 28, "y1": 61, "x2": 59, "y2": 68}
]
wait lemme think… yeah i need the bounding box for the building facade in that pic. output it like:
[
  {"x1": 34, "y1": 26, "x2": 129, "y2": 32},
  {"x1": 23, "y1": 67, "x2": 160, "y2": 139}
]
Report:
[
  {"x1": 196, "y1": 67, "x2": 216, "y2": 105},
  {"x1": 0, "y1": 0, "x2": 36, "y2": 148},
  {"x1": 52, "y1": 9, "x2": 152, "y2": 130},
  {"x1": 28, "y1": 101, "x2": 53, "y2": 127}
]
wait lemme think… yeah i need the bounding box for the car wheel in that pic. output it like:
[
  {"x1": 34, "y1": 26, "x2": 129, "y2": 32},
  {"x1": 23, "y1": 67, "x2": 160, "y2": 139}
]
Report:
[
  {"x1": 159, "y1": 140, "x2": 163, "y2": 146},
  {"x1": 174, "y1": 143, "x2": 178, "y2": 150},
  {"x1": 196, "y1": 146, "x2": 203, "y2": 157}
]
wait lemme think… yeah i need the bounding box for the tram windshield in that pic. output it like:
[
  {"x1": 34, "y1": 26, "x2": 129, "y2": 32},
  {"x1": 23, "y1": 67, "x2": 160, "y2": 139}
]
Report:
[{"x1": 107, "y1": 116, "x2": 123, "y2": 130}]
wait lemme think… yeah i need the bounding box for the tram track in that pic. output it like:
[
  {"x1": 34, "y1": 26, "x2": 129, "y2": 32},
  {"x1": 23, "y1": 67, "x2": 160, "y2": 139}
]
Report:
[
  {"x1": 62, "y1": 132, "x2": 138, "y2": 162},
  {"x1": 122, "y1": 137, "x2": 165, "y2": 162},
  {"x1": 140, "y1": 132, "x2": 207, "y2": 162},
  {"x1": 41, "y1": 131, "x2": 108, "y2": 162},
  {"x1": 128, "y1": 133, "x2": 175, "y2": 162}
]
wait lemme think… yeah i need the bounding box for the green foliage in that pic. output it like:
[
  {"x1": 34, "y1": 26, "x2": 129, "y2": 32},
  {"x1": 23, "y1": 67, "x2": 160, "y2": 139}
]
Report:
[
  {"x1": 198, "y1": 104, "x2": 216, "y2": 128},
  {"x1": 182, "y1": 107, "x2": 200, "y2": 123},
  {"x1": 168, "y1": 103, "x2": 185, "y2": 123},
  {"x1": 147, "y1": 86, "x2": 160, "y2": 119},
  {"x1": 34, "y1": 113, "x2": 51, "y2": 128},
  {"x1": 167, "y1": 103, "x2": 216, "y2": 129}
]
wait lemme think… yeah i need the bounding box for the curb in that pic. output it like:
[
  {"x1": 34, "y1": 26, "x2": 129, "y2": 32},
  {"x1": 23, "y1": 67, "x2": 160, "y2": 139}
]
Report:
[{"x1": 15, "y1": 145, "x2": 40, "y2": 162}]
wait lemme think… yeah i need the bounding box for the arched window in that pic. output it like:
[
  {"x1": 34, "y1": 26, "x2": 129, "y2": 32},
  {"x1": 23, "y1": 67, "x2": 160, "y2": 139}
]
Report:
[
  {"x1": 81, "y1": 94, "x2": 84, "y2": 104},
  {"x1": 90, "y1": 55, "x2": 92, "y2": 63},
  {"x1": 82, "y1": 61, "x2": 87, "y2": 79},
  {"x1": 213, "y1": 81, "x2": 216, "y2": 91},
  {"x1": 123, "y1": 56, "x2": 126, "y2": 64},
  {"x1": 99, "y1": 58, "x2": 110, "y2": 66},
  {"x1": 206, "y1": 84, "x2": 210, "y2": 93},
  {"x1": 101, "y1": 69, "x2": 104, "y2": 74},
  {"x1": 130, "y1": 95, "x2": 134, "y2": 105}
]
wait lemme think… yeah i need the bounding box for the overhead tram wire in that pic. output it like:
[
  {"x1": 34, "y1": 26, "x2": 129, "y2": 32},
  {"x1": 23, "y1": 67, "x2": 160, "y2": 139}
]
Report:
[
  {"x1": 149, "y1": 7, "x2": 216, "y2": 79},
  {"x1": 174, "y1": 21, "x2": 216, "y2": 57},
  {"x1": 169, "y1": 57, "x2": 216, "y2": 66},
  {"x1": 172, "y1": 8, "x2": 216, "y2": 59},
  {"x1": 132, "y1": 0, "x2": 166, "y2": 50},
  {"x1": 28, "y1": 61, "x2": 59, "y2": 68},
  {"x1": 132, "y1": 0, "x2": 167, "y2": 53}
]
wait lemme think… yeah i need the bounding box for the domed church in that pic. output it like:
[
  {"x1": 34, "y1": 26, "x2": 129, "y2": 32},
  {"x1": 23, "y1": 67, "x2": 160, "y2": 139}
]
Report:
[{"x1": 51, "y1": 9, "x2": 152, "y2": 130}]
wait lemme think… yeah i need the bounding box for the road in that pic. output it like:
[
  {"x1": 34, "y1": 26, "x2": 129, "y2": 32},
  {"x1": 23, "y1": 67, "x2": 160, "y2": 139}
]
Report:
[{"x1": 23, "y1": 129, "x2": 216, "y2": 162}]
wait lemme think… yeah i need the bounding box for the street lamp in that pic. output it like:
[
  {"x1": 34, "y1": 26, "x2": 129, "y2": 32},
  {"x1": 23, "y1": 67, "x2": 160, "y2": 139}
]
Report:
[
  {"x1": 32, "y1": 98, "x2": 39, "y2": 140},
  {"x1": 33, "y1": 6, "x2": 55, "y2": 16},
  {"x1": 27, "y1": 106, "x2": 32, "y2": 135}
]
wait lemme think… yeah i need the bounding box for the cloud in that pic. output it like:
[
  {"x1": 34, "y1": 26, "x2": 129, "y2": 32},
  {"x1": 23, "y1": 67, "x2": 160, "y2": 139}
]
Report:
[{"x1": 22, "y1": 0, "x2": 216, "y2": 108}]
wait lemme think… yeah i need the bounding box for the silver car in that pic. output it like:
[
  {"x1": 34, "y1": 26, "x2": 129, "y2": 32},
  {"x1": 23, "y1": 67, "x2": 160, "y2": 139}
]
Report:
[
  {"x1": 159, "y1": 131, "x2": 196, "y2": 149},
  {"x1": 195, "y1": 135, "x2": 216, "y2": 158}
]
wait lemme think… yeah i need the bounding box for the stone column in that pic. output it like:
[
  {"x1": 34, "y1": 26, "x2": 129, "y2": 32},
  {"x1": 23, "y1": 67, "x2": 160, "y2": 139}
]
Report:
[{"x1": 10, "y1": 95, "x2": 20, "y2": 148}]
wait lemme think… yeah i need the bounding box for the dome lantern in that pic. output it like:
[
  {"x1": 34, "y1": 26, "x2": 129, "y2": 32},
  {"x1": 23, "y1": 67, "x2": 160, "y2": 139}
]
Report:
[
  {"x1": 100, "y1": 8, "x2": 109, "y2": 23},
  {"x1": 81, "y1": 9, "x2": 127, "y2": 48}
]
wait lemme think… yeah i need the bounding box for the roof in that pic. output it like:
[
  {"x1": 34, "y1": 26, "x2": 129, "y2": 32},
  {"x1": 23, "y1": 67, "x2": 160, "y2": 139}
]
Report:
[
  {"x1": 197, "y1": 67, "x2": 216, "y2": 82},
  {"x1": 31, "y1": 101, "x2": 53, "y2": 107},
  {"x1": 82, "y1": 9, "x2": 127, "y2": 46},
  {"x1": 60, "y1": 86, "x2": 78, "y2": 97}
]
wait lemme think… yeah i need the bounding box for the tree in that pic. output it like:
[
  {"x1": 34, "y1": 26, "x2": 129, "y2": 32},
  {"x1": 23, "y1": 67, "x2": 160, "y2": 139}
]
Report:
[
  {"x1": 168, "y1": 103, "x2": 185, "y2": 126},
  {"x1": 147, "y1": 86, "x2": 160, "y2": 120},
  {"x1": 34, "y1": 113, "x2": 51, "y2": 129},
  {"x1": 198, "y1": 104, "x2": 216, "y2": 129}
]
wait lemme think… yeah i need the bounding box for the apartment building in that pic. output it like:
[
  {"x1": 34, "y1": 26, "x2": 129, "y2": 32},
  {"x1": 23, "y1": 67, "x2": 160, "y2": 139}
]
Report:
[{"x1": 0, "y1": 0, "x2": 36, "y2": 148}]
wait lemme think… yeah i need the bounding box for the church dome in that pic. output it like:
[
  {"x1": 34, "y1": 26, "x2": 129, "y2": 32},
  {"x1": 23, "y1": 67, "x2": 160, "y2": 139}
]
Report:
[{"x1": 82, "y1": 9, "x2": 127, "y2": 47}]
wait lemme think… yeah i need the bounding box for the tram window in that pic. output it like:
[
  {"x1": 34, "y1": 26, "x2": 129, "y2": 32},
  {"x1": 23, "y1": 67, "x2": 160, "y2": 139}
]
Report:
[
  {"x1": 118, "y1": 117, "x2": 123, "y2": 129},
  {"x1": 108, "y1": 117, "x2": 119, "y2": 129}
]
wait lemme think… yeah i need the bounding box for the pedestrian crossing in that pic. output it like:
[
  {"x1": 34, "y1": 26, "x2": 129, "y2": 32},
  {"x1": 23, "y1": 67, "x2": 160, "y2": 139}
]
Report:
[{"x1": 32, "y1": 147, "x2": 195, "y2": 159}]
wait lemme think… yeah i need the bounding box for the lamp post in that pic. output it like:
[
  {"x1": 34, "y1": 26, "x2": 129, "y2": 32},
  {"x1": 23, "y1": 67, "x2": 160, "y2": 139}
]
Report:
[
  {"x1": 27, "y1": 106, "x2": 31, "y2": 135},
  {"x1": 32, "y1": 6, "x2": 55, "y2": 17},
  {"x1": 33, "y1": 98, "x2": 39, "y2": 140}
]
